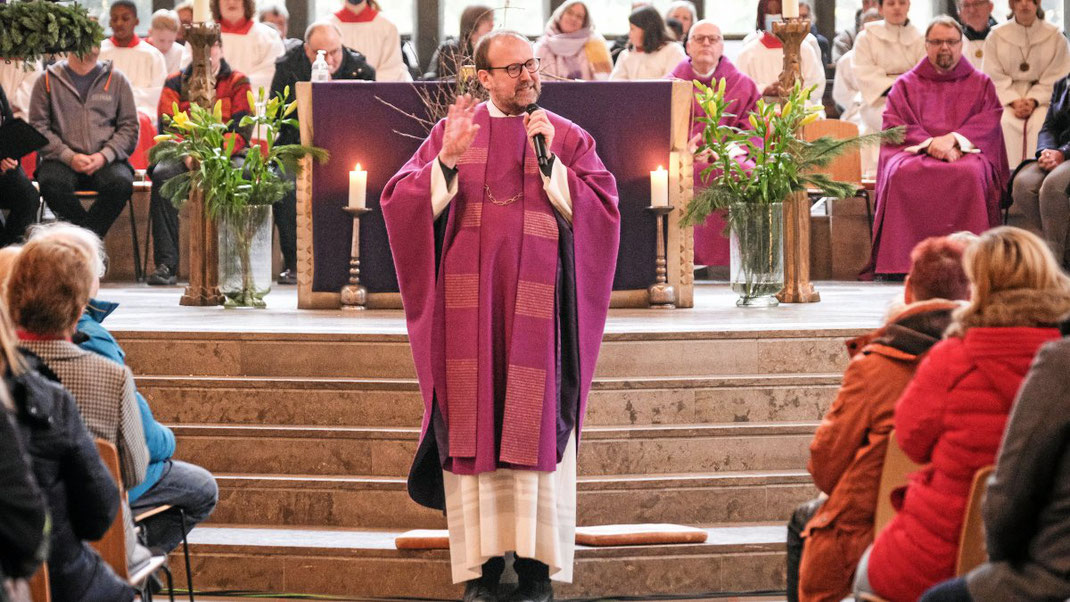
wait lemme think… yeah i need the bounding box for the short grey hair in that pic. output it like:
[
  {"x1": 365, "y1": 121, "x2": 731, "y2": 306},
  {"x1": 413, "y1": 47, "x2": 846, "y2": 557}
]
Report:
[
  {"x1": 27, "y1": 222, "x2": 107, "y2": 279},
  {"x1": 925, "y1": 15, "x2": 965, "y2": 39},
  {"x1": 304, "y1": 20, "x2": 342, "y2": 44},
  {"x1": 259, "y1": 2, "x2": 289, "y2": 20}
]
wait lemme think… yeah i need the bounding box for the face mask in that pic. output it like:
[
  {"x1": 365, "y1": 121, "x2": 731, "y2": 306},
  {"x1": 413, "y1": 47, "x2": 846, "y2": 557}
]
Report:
[
  {"x1": 346, "y1": 0, "x2": 365, "y2": 6},
  {"x1": 764, "y1": 13, "x2": 782, "y2": 32}
]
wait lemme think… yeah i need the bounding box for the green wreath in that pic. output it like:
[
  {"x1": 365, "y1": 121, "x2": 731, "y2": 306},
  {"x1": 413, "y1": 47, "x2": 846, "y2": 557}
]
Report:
[{"x1": 0, "y1": 1, "x2": 105, "y2": 65}]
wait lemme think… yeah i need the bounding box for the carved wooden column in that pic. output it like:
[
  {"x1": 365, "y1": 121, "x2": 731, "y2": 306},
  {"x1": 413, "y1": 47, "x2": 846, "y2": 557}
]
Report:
[
  {"x1": 773, "y1": 18, "x2": 821, "y2": 304},
  {"x1": 180, "y1": 22, "x2": 224, "y2": 306}
]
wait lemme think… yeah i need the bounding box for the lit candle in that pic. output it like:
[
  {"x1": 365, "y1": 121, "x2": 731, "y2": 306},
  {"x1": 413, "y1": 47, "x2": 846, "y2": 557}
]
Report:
[
  {"x1": 192, "y1": 0, "x2": 210, "y2": 23},
  {"x1": 650, "y1": 166, "x2": 668, "y2": 207},
  {"x1": 783, "y1": 0, "x2": 799, "y2": 19},
  {"x1": 349, "y1": 163, "x2": 367, "y2": 209}
]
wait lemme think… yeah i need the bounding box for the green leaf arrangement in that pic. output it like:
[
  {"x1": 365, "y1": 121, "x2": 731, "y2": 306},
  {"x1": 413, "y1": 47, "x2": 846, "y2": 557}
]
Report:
[
  {"x1": 681, "y1": 79, "x2": 904, "y2": 231},
  {"x1": 0, "y1": 0, "x2": 104, "y2": 65}
]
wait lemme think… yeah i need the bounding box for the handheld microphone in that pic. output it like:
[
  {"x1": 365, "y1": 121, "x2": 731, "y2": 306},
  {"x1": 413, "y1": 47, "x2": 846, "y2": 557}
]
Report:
[{"x1": 525, "y1": 104, "x2": 552, "y2": 175}]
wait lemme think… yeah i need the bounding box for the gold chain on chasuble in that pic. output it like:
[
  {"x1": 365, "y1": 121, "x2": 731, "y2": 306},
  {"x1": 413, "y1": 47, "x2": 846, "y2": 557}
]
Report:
[{"x1": 485, "y1": 185, "x2": 523, "y2": 206}]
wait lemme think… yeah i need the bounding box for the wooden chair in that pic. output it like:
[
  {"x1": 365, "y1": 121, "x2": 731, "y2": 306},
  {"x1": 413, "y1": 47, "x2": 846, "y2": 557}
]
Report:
[
  {"x1": 28, "y1": 564, "x2": 49, "y2": 602},
  {"x1": 71, "y1": 191, "x2": 143, "y2": 281},
  {"x1": 873, "y1": 429, "x2": 923, "y2": 539},
  {"x1": 802, "y1": 119, "x2": 874, "y2": 230},
  {"x1": 956, "y1": 465, "x2": 995, "y2": 576},
  {"x1": 92, "y1": 439, "x2": 174, "y2": 601},
  {"x1": 134, "y1": 503, "x2": 196, "y2": 602}
]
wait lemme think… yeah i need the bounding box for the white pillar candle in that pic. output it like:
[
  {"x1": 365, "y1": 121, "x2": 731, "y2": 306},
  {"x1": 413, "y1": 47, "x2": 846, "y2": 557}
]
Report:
[
  {"x1": 650, "y1": 166, "x2": 668, "y2": 207},
  {"x1": 192, "y1": 0, "x2": 210, "y2": 23},
  {"x1": 349, "y1": 163, "x2": 367, "y2": 209},
  {"x1": 783, "y1": 0, "x2": 799, "y2": 19}
]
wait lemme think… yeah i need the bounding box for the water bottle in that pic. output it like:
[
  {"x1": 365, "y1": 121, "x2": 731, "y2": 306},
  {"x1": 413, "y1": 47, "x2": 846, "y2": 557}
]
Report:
[{"x1": 311, "y1": 50, "x2": 330, "y2": 82}]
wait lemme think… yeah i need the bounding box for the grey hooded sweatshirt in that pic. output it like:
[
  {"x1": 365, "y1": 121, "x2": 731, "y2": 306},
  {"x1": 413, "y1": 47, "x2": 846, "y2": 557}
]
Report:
[{"x1": 28, "y1": 59, "x2": 139, "y2": 166}]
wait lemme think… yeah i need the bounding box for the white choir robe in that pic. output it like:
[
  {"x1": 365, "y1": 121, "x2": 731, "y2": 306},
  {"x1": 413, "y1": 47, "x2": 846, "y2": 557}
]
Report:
[
  {"x1": 964, "y1": 37, "x2": 987, "y2": 70},
  {"x1": 156, "y1": 42, "x2": 184, "y2": 76},
  {"x1": 741, "y1": 29, "x2": 825, "y2": 69},
  {"x1": 181, "y1": 21, "x2": 285, "y2": 97},
  {"x1": 100, "y1": 37, "x2": 167, "y2": 118},
  {"x1": 0, "y1": 60, "x2": 41, "y2": 120},
  {"x1": 832, "y1": 50, "x2": 874, "y2": 176},
  {"x1": 609, "y1": 43, "x2": 687, "y2": 80},
  {"x1": 330, "y1": 10, "x2": 412, "y2": 82},
  {"x1": 983, "y1": 19, "x2": 1070, "y2": 167},
  {"x1": 736, "y1": 32, "x2": 826, "y2": 109}
]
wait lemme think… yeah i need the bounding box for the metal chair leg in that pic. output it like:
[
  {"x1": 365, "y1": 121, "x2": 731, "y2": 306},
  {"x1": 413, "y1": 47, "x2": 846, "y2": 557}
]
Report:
[
  {"x1": 128, "y1": 196, "x2": 143, "y2": 281},
  {"x1": 179, "y1": 509, "x2": 194, "y2": 602}
]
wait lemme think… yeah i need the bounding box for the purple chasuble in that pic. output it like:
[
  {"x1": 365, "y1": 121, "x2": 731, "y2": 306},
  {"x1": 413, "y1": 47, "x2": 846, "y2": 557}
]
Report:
[
  {"x1": 381, "y1": 103, "x2": 620, "y2": 510},
  {"x1": 670, "y1": 57, "x2": 761, "y2": 266},
  {"x1": 865, "y1": 57, "x2": 1008, "y2": 276}
]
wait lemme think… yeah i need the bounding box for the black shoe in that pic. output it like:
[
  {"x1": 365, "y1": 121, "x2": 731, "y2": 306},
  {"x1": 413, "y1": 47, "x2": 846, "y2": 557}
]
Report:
[
  {"x1": 504, "y1": 579, "x2": 552, "y2": 602},
  {"x1": 146, "y1": 264, "x2": 177, "y2": 285},
  {"x1": 277, "y1": 268, "x2": 297, "y2": 285},
  {"x1": 463, "y1": 579, "x2": 498, "y2": 602}
]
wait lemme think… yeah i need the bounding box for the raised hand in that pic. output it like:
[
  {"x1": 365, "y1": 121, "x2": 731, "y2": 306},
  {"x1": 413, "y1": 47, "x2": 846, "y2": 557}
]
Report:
[{"x1": 438, "y1": 94, "x2": 480, "y2": 169}]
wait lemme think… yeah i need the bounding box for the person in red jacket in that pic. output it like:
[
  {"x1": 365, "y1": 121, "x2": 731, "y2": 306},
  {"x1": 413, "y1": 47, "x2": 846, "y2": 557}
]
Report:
[
  {"x1": 854, "y1": 226, "x2": 1070, "y2": 602},
  {"x1": 788, "y1": 236, "x2": 970, "y2": 602}
]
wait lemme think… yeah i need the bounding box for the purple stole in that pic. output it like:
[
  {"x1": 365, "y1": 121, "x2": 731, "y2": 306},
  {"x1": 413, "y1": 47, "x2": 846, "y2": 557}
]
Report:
[{"x1": 441, "y1": 105, "x2": 560, "y2": 467}]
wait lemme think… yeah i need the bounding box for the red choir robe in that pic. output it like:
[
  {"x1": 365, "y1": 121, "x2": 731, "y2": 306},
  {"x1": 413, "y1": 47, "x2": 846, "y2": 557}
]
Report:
[
  {"x1": 864, "y1": 57, "x2": 1008, "y2": 277},
  {"x1": 381, "y1": 102, "x2": 620, "y2": 510},
  {"x1": 670, "y1": 57, "x2": 761, "y2": 267}
]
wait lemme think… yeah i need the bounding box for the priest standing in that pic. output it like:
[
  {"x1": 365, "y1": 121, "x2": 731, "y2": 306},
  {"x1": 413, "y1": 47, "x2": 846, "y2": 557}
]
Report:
[
  {"x1": 381, "y1": 30, "x2": 620, "y2": 602},
  {"x1": 669, "y1": 19, "x2": 760, "y2": 269},
  {"x1": 864, "y1": 16, "x2": 1008, "y2": 278}
]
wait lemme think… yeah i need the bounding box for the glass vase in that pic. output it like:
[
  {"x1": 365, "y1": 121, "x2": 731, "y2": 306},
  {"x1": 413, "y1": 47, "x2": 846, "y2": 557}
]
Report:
[
  {"x1": 729, "y1": 202, "x2": 784, "y2": 308},
  {"x1": 218, "y1": 205, "x2": 272, "y2": 308}
]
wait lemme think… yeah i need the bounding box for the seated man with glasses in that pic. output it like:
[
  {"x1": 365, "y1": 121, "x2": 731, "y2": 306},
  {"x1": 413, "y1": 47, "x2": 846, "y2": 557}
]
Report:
[
  {"x1": 862, "y1": 17, "x2": 1008, "y2": 277},
  {"x1": 381, "y1": 29, "x2": 620, "y2": 602},
  {"x1": 668, "y1": 19, "x2": 759, "y2": 271}
]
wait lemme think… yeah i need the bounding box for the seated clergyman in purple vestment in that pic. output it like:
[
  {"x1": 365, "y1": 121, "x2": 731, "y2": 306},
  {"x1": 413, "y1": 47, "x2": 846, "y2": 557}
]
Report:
[
  {"x1": 864, "y1": 16, "x2": 1008, "y2": 278},
  {"x1": 669, "y1": 20, "x2": 760, "y2": 269},
  {"x1": 381, "y1": 30, "x2": 620, "y2": 602}
]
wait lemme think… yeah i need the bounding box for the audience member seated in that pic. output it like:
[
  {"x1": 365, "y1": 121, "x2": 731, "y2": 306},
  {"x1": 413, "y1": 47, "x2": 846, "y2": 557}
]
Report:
[
  {"x1": 799, "y1": 1, "x2": 831, "y2": 66},
  {"x1": 610, "y1": 6, "x2": 685, "y2": 80},
  {"x1": 785, "y1": 236, "x2": 970, "y2": 602},
  {"x1": 150, "y1": 39, "x2": 252, "y2": 286},
  {"x1": 669, "y1": 19, "x2": 759, "y2": 269},
  {"x1": 175, "y1": 0, "x2": 194, "y2": 45},
  {"x1": 958, "y1": 0, "x2": 995, "y2": 68},
  {"x1": 260, "y1": 2, "x2": 302, "y2": 51},
  {"x1": 0, "y1": 59, "x2": 40, "y2": 121},
  {"x1": 147, "y1": 9, "x2": 184, "y2": 75},
  {"x1": 100, "y1": 0, "x2": 168, "y2": 119},
  {"x1": 736, "y1": 0, "x2": 825, "y2": 108},
  {"x1": 534, "y1": 1, "x2": 613, "y2": 81},
  {"x1": 983, "y1": 0, "x2": 1070, "y2": 169},
  {"x1": 424, "y1": 5, "x2": 493, "y2": 80},
  {"x1": 1012, "y1": 73, "x2": 1070, "y2": 267},
  {"x1": 833, "y1": 9, "x2": 882, "y2": 131},
  {"x1": 921, "y1": 322, "x2": 1070, "y2": 601},
  {"x1": 832, "y1": 0, "x2": 877, "y2": 62},
  {"x1": 181, "y1": 0, "x2": 285, "y2": 96},
  {"x1": 330, "y1": 0, "x2": 411, "y2": 81},
  {"x1": 29, "y1": 46, "x2": 138, "y2": 239},
  {"x1": 0, "y1": 387, "x2": 48, "y2": 598},
  {"x1": 271, "y1": 21, "x2": 373, "y2": 284},
  {"x1": 5, "y1": 238, "x2": 144, "y2": 600},
  {"x1": 664, "y1": 0, "x2": 696, "y2": 40},
  {"x1": 0, "y1": 85, "x2": 40, "y2": 248},
  {"x1": 863, "y1": 17, "x2": 1007, "y2": 279},
  {"x1": 853, "y1": 226, "x2": 1070, "y2": 602},
  {"x1": 608, "y1": 0, "x2": 649, "y2": 63}
]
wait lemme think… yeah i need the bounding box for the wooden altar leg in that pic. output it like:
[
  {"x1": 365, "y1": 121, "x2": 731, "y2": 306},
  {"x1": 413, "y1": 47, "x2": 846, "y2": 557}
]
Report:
[
  {"x1": 180, "y1": 187, "x2": 223, "y2": 306},
  {"x1": 777, "y1": 190, "x2": 820, "y2": 303}
]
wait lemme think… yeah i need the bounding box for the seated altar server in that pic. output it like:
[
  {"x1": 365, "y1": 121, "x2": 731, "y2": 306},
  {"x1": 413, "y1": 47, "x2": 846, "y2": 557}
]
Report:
[
  {"x1": 864, "y1": 16, "x2": 1008, "y2": 278},
  {"x1": 669, "y1": 20, "x2": 760, "y2": 268},
  {"x1": 330, "y1": 0, "x2": 411, "y2": 81},
  {"x1": 381, "y1": 30, "x2": 620, "y2": 602},
  {"x1": 736, "y1": 0, "x2": 825, "y2": 108},
  {"x1": 100, "y1": 0, "x2": 168, "y2": 119},
  {"x1": 147, "y1": 9, "x2": 184, "y2": 75},
  {"x1": 833, "y1": 10, "x2": 881, "y2": 132},
  {"x1": 0, "y1": 59, "x2": 40, "y2": 121},
  {"x1": 958, "y1": 0, "x2": 996, "y2": 68},
  {"x1": 983, "y1": 0, "x2": 1070, "y2": 168},
  {"x1": 180, "y1": 0, "x2": 285, "y2": 96}
]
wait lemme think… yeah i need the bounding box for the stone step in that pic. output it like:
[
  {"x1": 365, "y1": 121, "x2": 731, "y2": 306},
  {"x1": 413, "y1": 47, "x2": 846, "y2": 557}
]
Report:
[
  {"x1": 208, "y1": 470, "x2": 816, "y2": 529},
  {"x1": 140, "y1": 374, "x2": 841, "y2": 427},
  {"x1": 172, "y1": 423, "x2": 817, "y2": 477},
  {"x1": 170, "y1": 524, "x2": 788, "y2": 599},
  {"x1": 115, "y1": 330, "x2": 850, "y2": 380}
]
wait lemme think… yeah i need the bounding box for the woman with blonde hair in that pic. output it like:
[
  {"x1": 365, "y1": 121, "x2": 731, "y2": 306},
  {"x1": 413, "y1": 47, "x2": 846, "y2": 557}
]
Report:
[
  {"x1": 534, "y1": 0, "x2": 612, "y2": 80},
  {"x1": 855, "y1": 226, "x2": 1070, "y2": 602}
]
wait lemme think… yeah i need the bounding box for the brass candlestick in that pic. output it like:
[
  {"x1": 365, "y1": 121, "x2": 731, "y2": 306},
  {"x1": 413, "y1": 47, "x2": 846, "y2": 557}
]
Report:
[
  {"x1": 340, "y1": 206, "x2": 371, "y2": 310},
  {"x1": 180, "y1": 21, "x2": 225, "y2": 307},
  {"x1": 647, "y1": 205, "x2": 676, "y2": 308}
]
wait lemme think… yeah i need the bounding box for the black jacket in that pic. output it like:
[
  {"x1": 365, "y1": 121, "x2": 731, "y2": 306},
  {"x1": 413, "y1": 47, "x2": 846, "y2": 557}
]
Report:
[
  {"x1": 1037, "y1": 75, "x2": 1070, "y2": 159},
  {"x1": 9, "y1": 356, "x2": 134, "y2": 601},
  {"x1": 271, "y1": 43, "x2": 375, "y2": 147},
  {"x1": 0, "y1": 405, "x2": 47, "y2": 581}
]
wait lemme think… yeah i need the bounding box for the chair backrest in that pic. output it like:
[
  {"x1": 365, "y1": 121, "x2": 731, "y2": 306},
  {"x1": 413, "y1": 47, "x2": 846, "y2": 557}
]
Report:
[
  {"x1": 28, "y1": 564, "x2": 50, "y2": 602},
  {"x1": 956, "y1": 465, "x2": 995, "y2": 576},
  {"x1": 874, "y1": 429, "x2": 923, "y2": 538},
  {"x1": 91, "y1": 439, "x2": 130, "y2": 581},
  {"x1": 802, "y1": 119, "x2": 863, "y2": 186}
]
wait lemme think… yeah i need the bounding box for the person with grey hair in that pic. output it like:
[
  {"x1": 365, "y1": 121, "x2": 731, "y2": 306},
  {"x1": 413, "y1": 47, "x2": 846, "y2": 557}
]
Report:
[
  {"x1": 832, "y1": 0, "x2": 877, "y2": 61},
  {"x1": 958, "y1": 0, "x2": 995, "y2": 68},
  {"x1": 259, "y1": 2, "x2": 302, "y2": 51},
  {"x1": 269, "y1": 20, "x2": 373, "y2": 284},
  {"x1": 798, "y1": 1, "x2": 831, "y2": 65},
  {"x1": 664, "y1": 0, "x2": 696, "y2": 38}
]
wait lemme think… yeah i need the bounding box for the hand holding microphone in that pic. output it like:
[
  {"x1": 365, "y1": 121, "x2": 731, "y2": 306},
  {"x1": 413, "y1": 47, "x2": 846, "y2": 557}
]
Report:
[{"x1": 524, "y1": 104, "x2": 554, "y2": 176}]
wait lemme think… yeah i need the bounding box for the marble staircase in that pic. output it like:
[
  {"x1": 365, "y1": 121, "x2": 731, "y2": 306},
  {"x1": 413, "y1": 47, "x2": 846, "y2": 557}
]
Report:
[{"x1": 120, "y1": 326, "x2": 855, "y2": 599}]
